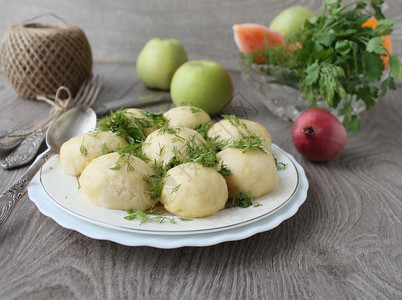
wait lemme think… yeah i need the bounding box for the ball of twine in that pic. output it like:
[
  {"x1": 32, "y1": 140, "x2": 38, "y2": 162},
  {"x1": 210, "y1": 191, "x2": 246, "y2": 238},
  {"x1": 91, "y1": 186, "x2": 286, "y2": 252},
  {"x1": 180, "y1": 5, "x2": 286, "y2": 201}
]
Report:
[{"x1": 0, "y1": 14, "x2": 92, "y2": 99}]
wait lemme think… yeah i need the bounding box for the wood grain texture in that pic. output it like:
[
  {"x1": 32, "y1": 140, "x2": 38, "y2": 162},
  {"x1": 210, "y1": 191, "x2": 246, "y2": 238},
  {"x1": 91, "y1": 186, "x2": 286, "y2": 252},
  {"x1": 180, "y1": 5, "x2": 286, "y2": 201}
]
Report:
[{"x1": 0, "y1": 1, "x2": 401, "y2": 299}]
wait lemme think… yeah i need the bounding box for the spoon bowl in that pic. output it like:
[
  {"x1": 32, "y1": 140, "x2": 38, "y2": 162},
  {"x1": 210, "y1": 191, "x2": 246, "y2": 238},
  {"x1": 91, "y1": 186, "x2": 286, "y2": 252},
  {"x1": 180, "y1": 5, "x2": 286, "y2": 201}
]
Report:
[
  {"x1": 0, "y1": 106, "x2": 97, "y2": 226},
  {"x1": 46, "y1": 106, "x2": 97, "y2": 150}
]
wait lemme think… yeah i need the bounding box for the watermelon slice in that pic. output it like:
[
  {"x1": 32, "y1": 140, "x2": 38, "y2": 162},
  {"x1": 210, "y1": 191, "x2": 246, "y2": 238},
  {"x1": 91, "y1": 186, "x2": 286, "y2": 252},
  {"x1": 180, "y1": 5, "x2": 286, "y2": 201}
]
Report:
[{"x1": 233, "y1": 23, "x2": 285, "y2": 55}]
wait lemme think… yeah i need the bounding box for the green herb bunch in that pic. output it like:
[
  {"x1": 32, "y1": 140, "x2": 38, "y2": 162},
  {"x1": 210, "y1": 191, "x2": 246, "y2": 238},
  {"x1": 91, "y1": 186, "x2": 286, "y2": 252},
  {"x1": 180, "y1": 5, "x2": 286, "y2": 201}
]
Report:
[
  {"x1": 244, "y1": 0, "x2": 402, "y2": 131},
  {"x1": 98, "y1": 109, "x2": 168, "y2": 143}
]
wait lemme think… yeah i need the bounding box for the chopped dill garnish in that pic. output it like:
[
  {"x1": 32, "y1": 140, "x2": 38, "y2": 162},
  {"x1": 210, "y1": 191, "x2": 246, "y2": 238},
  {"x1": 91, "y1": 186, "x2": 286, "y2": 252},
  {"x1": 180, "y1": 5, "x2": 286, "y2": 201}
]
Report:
[
  {"x1": 110, "y1": 163, "x2": 121, "y2": 171},
  {"x1": 98, "y1": 109, "x2": 146, "y2": 144},
  {"x1": 117, "y1": 143, "x2": 149, "y2": 163},
  {"x1": 140, "y1": 110, "x2": 167, "y2": 129},
  {"x1": 87, "y1": 130, "x2": 99, "y2": 137},
  {"x1": 124, "y1": 206, "x2": 193, "y2": 224},
  {"x1": 275, "y1": 157, "x2": 288, "y2": 171},
  {"x1": 229, "y1": 132, "x2": 266, "y2": 154},
  {"x1": 170, "y1": 184, "x2": 181, "y2": 194},
  {"x1": 171, "y1": 134, "x2": 186, "y2": 143},
  {"x1": 142, "y1": 162, "x2": 167, "y2": 201},
  {"x1": 165, "y1": 155, "x2": 184, "y2": 170},
  {"x1": 158, "y1": 123, "x2": 177, "y2": 135},
  {"x1": 228, "y1": 192, "x2": 255, "y2": 208},
  {"x1": 124, "y1": 209, "x2": 177, "y2": 224},
  {"x1": 110, "y1": 144, "x2": 149, "y2": 172},
  {"x1": 157, "y1": 143, "x2": 165, "y2": 156},
  {"x1": 190, "y1": 106, "x2": 201, "y2": 113},
  {"x1": 222, "y1": 114, "x2": 247, "y2": 129},
  {"x1": 218, "y1": 162, "x2": 232, "y2": 177},
  {"x1": 101, "y1": 143, "x2": 114, "y2": 155},
  {"x1": 193, "y1": 121, "x2": 213, "y2": 140},
  {"x1": 80, "y1": 139, "x2": 88, "y2": 157},
  {"x1": 185, "y1": 136, "x2": 226, "y2": 168},
  {"x1": 126, "y1": 161, "x2": 134, "y2": 172}
]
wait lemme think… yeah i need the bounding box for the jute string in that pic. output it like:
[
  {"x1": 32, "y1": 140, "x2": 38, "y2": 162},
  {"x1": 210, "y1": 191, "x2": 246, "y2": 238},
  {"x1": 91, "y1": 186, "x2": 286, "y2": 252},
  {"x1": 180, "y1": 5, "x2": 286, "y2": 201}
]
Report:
[{"x1": 7, "y1": 86, "x2": 73, "y2": 138}]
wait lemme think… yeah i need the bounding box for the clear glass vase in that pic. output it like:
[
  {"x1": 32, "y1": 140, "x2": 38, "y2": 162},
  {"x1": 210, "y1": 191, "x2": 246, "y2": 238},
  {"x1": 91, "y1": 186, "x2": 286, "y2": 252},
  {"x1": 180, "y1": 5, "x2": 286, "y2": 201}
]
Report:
[{"x1": 240, "y1": 61, "x2": 367, "y2": 122}]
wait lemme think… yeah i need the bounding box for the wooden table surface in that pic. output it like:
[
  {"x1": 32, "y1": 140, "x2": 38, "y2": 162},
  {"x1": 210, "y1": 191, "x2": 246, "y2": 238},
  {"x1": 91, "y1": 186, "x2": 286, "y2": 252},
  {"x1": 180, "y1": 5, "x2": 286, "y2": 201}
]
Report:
[{"x1": 0, "y1": 1, "x2": 401, "y2": 299}]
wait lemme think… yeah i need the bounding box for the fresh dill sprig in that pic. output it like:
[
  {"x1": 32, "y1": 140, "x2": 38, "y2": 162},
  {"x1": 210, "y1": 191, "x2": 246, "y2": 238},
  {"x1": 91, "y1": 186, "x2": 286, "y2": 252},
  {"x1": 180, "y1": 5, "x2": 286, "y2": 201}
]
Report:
[
  {"x1": 101, "y1": 143, "x2": 114, "y2": 155},
  {"x1": 124, "y1": 209, "x2": 177, "y2": 224},
  {"x1": 124, "y1": 207, "x2": 193, "y2": 224},
  {"x1": 193, "y1": 121, "x2": 213, "y2": 140},
  {"x1": 80, "y1": 139, "x2": 88, "y2": 157},
  {"x1": 158, "y1": 123, "x2": 177, "y2": 135},
  {"x1": 170, "y1": 184, "x2": 181, "y2": 194},
  {"x1": 190, "y1": 106, "x2": 202, "y2": 113},
  {"x1": 171, "y1": 134, "x2": 186, "y2": 143},
  {"x1": 157, "y1": 143, "x2": 165, "y2": 156},
  {"x1": 110, "y1": 144, "x2": 149, "y2": 172},
  {"x1": 110, "y1": 155, "x2": 134, "y2": 172},
  {"x1": 218, "y1": 162, "x2": 232, "y2": 177},
  {"x1": 142, "y1": 162, "x2": 167, "y2": 201},
  {"x1": 140, "y1": 110, "x2": 167, "y2": 129},
  {"x1": 185, "y1": 136, "x2": 228, "y2": 168},
  {"x1": 222, "y1": 114, "x2": 247, "y2": 129},
  {"x1": 165, "y1": 155, "x2": 184, "y2": 170},
  {"x1": 228, "y1": 192, "x2": 256, "y2": 208},
  {"x1": 229, "y1": 132, "x2": 266, "y2": 154},
  {"x1": 117, "y1": 143, "x2": 149, "y2": 163},
  {"x1": 274, "y1": 157, "x2": 288, "y2": 171},
  {"x1": 98, "y1": 109, "x2": 146, "y2": 144}
]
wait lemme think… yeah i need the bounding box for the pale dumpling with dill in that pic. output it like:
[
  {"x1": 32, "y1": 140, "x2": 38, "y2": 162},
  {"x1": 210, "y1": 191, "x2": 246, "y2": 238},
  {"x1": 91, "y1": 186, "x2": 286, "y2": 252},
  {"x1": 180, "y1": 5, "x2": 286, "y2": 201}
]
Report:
[
  {"x1": 60, "y1": 131, "x2": 127, "y2": 176},
  {"x1": 208, "y1": 118, "x2": 272, "y2": 151},
  {"x1": 160, "y1": 162, "x2": 228, "y2": 218},
  {"x1": 142, "y1": 126, "x2": 205, "y2": 165},
  {"x1": 79, "y1": 152, "x2": 154, "y2": 211},
  {"x1": 125, "y1": 108, "x2": 159, "y2": 136},
  {"x1": 216, "y1": 148, "x2": 278, "y2": 198},
  {"x1": 164, "y1": 106, "x2": 211, "y2": 129}
]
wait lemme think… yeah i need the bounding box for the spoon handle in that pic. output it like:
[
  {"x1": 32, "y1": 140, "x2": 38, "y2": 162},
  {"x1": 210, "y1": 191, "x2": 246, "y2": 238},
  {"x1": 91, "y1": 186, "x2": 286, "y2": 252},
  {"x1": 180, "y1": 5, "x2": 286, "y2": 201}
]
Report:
[
  {"x1": 0, "y1": 149, "x2": 52, "y2": 226},
  {"x1": 1, "y1": 127, "x2": 47, "y2": 169}
]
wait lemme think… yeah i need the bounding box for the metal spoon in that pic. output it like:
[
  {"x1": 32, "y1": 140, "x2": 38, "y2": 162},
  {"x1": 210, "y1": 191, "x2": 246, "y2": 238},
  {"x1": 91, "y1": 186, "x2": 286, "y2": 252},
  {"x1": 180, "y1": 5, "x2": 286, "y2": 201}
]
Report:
[
  {"x1": 0, "y1": 92, "x2": 171, "y2": 169},
  {"x1": 0, "y1": 106, "x2": 97, "y2": 226}
]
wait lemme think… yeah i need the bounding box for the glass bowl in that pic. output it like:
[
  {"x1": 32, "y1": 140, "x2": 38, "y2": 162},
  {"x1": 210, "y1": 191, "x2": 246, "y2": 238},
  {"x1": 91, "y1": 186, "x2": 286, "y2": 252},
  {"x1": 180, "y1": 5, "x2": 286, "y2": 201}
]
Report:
[{"x1": 240, "y1": 61, "x2": 366, "y2": 122}]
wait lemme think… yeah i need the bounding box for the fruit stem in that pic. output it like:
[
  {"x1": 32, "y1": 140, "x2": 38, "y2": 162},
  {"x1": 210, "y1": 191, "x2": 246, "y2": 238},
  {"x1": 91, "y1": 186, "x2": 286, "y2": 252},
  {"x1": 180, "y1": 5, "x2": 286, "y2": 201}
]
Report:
[{"x1": 303, "y1": 124, "x2": 315, "y2": 135}]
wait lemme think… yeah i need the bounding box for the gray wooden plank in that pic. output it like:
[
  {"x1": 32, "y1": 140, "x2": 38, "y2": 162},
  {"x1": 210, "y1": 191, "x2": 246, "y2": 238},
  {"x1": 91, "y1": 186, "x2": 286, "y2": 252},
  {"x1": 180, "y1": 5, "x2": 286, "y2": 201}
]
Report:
[{"x1": 0, "y1": 1, "x2": 401, "y2": 299}]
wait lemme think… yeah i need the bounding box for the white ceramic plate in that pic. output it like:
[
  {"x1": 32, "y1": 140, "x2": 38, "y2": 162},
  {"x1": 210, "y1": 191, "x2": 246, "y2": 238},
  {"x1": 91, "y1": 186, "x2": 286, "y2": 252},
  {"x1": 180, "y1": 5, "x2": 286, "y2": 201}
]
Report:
[
  {"x1": 39, "y1": 145, "x2": 299, "y2": 235},
  {"x1": 27, "y1": 148, "x2": 308, "y2": 248}
]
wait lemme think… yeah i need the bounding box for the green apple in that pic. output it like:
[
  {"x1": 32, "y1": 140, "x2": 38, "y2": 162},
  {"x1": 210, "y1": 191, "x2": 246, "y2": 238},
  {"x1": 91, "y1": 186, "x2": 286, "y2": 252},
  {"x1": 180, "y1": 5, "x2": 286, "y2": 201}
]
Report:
[
  {"x1": 170, "y1": 60, "x2": 234, "y2": 115},
  {"x1": 137, "y1": 38, "x2": 188, "y2": 90},
  {"x1": 269, "y1": 6, "x2": 315, "y2": 35}
]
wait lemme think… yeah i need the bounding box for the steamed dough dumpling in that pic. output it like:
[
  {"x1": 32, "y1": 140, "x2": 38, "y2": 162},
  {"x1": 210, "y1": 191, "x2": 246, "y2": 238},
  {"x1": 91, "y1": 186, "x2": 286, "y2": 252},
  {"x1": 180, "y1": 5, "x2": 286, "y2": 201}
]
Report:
[
  {"x1": 216, "y1": 148, "x2": 278, "y2": 198},
  {"x1": 161, "y1": 162, "x2": 228, "y2": 218},
  {"x1": 79, "y1": 152, "x2": 154, "y2": 211},
  {"x1": 164, "y1": 106, "x2": 211, "y2": 129},
  {"x1": 60, "y1": 131, "x2": 127, "y2": 176},
  {"x1": 125, "y1": 108, "x2": 159, "y2": 136},
  {"x1": 142, "y1": 126, "x2": 205, "y2": 165},
  {"x1": 208, "y1": 119, "x2": 272, "y2": 151}
]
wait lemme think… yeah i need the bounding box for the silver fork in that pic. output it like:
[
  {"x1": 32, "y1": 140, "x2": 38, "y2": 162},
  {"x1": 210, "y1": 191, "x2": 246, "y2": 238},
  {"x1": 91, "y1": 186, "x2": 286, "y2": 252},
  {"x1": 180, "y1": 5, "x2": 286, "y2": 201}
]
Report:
[{"x1": 1, "y1": 74, "x2": 103, "y2": 169}]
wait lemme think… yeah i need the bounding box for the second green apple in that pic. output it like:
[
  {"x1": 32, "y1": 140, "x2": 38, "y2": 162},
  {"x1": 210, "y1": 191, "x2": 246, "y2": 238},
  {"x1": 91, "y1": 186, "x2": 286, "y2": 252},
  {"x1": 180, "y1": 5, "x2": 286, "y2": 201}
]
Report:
[
  {"x1": 170, "y1": 60, "x2": 234, "y2": 115},
  {"x1": 137, "y1": 38, "x2": 188, "y2": 90}
]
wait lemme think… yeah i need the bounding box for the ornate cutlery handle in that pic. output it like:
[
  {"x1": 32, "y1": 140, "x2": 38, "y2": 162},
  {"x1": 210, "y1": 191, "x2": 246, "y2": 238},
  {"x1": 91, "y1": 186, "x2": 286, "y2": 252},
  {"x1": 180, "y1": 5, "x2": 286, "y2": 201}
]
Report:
[
  {"x1": 0, "y1": 150, "x2": 52, "y2": 226},
  {"x1": 1, "y1": 127, "x2": 47, "y2": 169}
]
